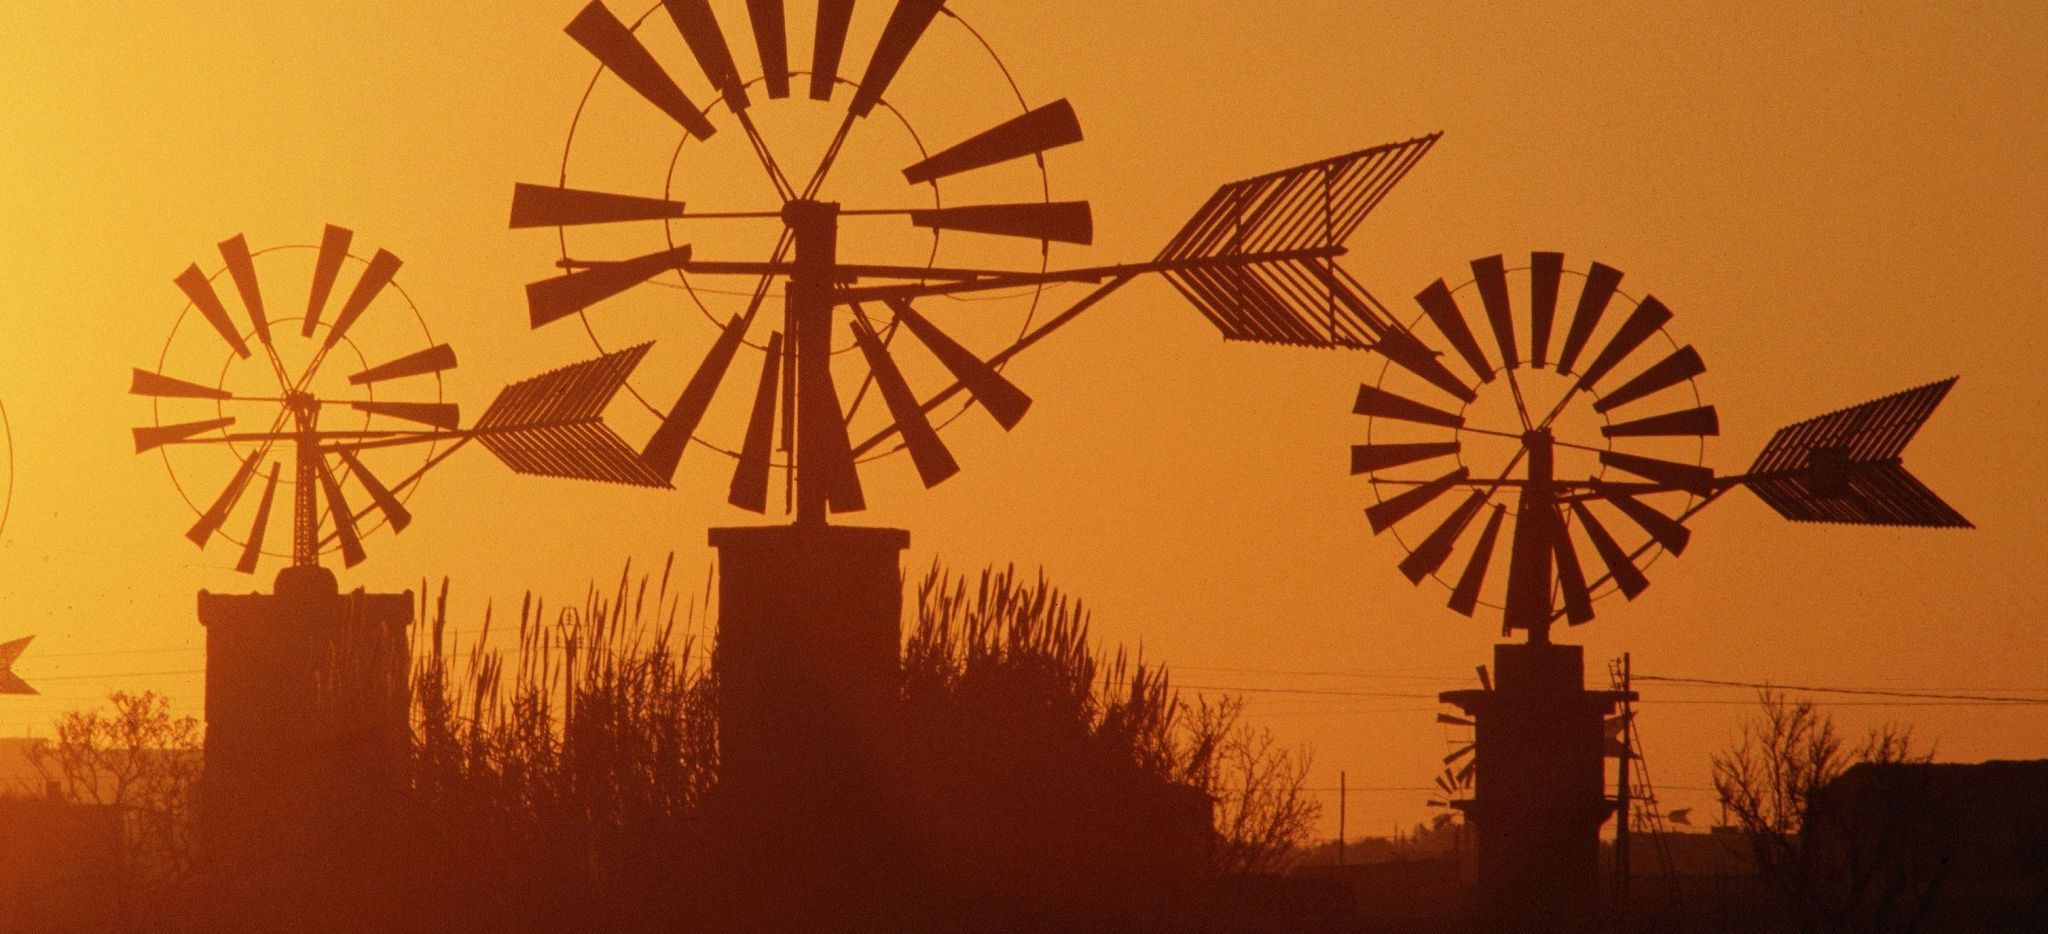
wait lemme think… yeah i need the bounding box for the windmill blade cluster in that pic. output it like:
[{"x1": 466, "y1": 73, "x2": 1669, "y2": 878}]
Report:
[
  {"x1": 135, "y1": 226, "x2": 451, "y2": 572},
  {"x1": 1743, "y1": 377, "x2": 1970, "y2": 528},
  {"x1": 511, "y1": 0, "x2": 1095, "y2": 519},
  {"x1": 1351, "y1": 253, "x2": 1713, "y2": 633}
]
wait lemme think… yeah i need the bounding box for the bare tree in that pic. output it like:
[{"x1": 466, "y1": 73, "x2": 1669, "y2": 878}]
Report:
[
  {"x1": 1711, "y1": 689, "x2": 1948, "y2": 934},
  {"x1": 29, "y1": 690, "x2": 203, "y2": 921},
  {"x1": 1177, "y1": 693, "x2": 1319, "y2": 875}
]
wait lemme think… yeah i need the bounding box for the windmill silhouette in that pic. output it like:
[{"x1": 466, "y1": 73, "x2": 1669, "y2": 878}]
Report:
[
  {"x1": 507, "y1": 1, "x2": 1443, "y2": 918},
  {"x1": 129, "y1": 226, "x2": 665, "y2": 929},
  {"x1": 1348, "y1": 251, "x2": 1968, "y2": 930}
]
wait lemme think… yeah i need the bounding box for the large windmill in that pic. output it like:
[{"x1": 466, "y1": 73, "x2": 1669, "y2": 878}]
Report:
[
  {"x1": 1347, "y1": 251, "x2": 1967, "y2": 930},
  {"x1": 506, "y1": 2, "x2": 1444, "y2": 893},
  {"x1": 130, "y1": 225, "x2": 663, "y2": 927}
]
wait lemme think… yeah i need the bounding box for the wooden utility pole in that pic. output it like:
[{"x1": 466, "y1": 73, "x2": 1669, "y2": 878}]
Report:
[{"x1": 1338, "y1": 770, "x2": 1347, "y2": 866}]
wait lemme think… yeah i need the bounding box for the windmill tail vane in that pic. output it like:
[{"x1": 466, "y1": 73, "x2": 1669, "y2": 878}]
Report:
[
  {"x1": 0, "y1": 635, "x2": 34, "y2": 696},
  {"x1": 1738, "y1": 377, "x2": 1970, "y2": 529}
]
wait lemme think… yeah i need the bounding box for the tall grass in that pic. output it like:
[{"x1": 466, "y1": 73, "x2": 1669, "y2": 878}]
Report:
[
  {"x1": 904, "y1": 563, "x2": 1320, "y2": 877},
  {"x1": 403, "y1": 557, "x2": 1319, "y2": 929},
  {"x1": 407, "y1": 555, "x2": 717, "y2": 931}
]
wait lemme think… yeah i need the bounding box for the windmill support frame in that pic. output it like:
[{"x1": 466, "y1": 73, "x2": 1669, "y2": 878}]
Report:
[{"x1": 1442, "y1": 642, "x2": 1633, "y2": 933}]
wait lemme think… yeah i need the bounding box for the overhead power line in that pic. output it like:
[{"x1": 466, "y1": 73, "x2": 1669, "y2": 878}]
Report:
[{"x1": 1634, "y1": 674, "x2": 2048, "y2": 706}]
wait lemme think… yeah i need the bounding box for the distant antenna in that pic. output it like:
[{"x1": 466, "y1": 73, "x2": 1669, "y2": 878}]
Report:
[{"x1": 134, "y1": 226, "x2": 664, "y2": 574}]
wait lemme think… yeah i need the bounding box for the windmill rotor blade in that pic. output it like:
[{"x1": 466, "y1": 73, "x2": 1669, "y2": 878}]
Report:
[
  {"x1": 174, "y1": 265, "x2": 251, "y2": 359},
  {"x1": 187, "y1": 451, "x2": 263, "y2": 547},
  {"x1": 852, "y1": 317, "x2": 959, "y2": 487},
  {"x1": 1400, "y1": 490, "x2": 1487, "y2": 583},
  {"x1": 351, "y1": 401, "x2": 460, "y2": 431},
  {"x1": 729, "y1": 332, "x2": 784, "y2": 512},
  {"x1": 1455, "y1": 759, "x2": 1476, "y2": 784},
  {"x1": 567, "y1": 1, "x2": 717, "y2": 141},
  {"x1": 1373, "y1": 329, "x2": 1477, "y2": 404},
  {"x1": 527, "y1": 245, "x2": 693, "y2": 327},
  {"x1": 131, "y1": 369, "x2": 231, "y2": 400},
  {"x1": 349, "y1": 344, "x2": 458, "y2": 385},
  {"x1": 909, "y1": 201, "x2": 1093, "y2": 245},
  {"x1": 1603, "y1": 406, "x2": 1720, "y2": 439},
  {"x1": 902, "y1": 99, "x2": 1084, "y2": 185},
  {"x1": 1352, "y1": 441, "x2": 1460, "y2": 475},
  {"x1": 134, "y1": 417, "x2": 235, "y2": 453},
  {"x1": 336, "y1": 448, "x2": 412, "y2": 534},
  {"x1": 1595, "y1": 346, "x2": 1705, "y2": 413},
  {"x1": 509, "y1": 183, "x2": 687, "y2": 228},
  {"x1": 235, "y1": 464, "x2": 281, "y2": 574},
  {"x1": 1414, "y1": 280, "x2": 1494, "y2": 383},
  {"x1": 1449, "y1": 505, "x2": 1506, "y2": 617},
  {"x1": 1366, "y1": 467, "x2": 1470, "y2": 534},
  {"x1": 1590, "y1": 482, "x2": 1691, "y2": 555},
  {"x1": 800, "y1": 335, "x2": 867, "y2": 514},
  {"x1": 313, "y1": 454, "x2": 367, "y2": 568},
  {"x1": 1435, "y1": 713, "x2": 1474, "y2": 727},
  {"x1": 1601, "y1": 450, "x2": 1716, "y2": 494},
  {"x1": 1552, "y1": 517, "x2": 1595, "y2": 624},
  {"x1": 663, "y1": 0, "x2": 751, "y2": 111},
  {"x1": 849, "y1": 0, "x2": 947, "y2": 118},
  {"x1": 810, "y1": 0, "x2": 854, "y2": 101},
  {"x1": 1576, "y1": 296, "x2": 1672, "y2": 391},
  {"x1": 218, "y1": 234, "x2": 271, "y2": 346},
  {"x1": 1471, "y1": 254, "x2": 1519, "y2": 371},
  {"x1": 1434, "y1": 777, "x2": 1455, "y2": 796},
  {"x1": 887, "y1": 298, "x2": 1032, "y2": 429},
  {"x1": 1443, "y1": 743, "x2": 1474, "y2": 765},
  {"x1": 1569, "y1": 501, "x2": 1648, "y2": 599},
  {"x1": 642, "y1": 314, "x2": 750, "y2": 483},
  {"x1": 1529, "y1": 251, "x2": 1563, "y2": 369},
  {"x1": 1556, "y1": 261, "x2": 1622, "y2": 375},
  {"x1": 1352, "y1": 384, "x2": 1465, "y2": 429},
  {"x1": 323, "y1": 249, "x2": 404, "y2": 351},
  {"x1": 305, "y1": 224, "x2": 353, "y2": 338},
  {"x1": 746, "y1": 0, "x2": 790, "y2": 98}
]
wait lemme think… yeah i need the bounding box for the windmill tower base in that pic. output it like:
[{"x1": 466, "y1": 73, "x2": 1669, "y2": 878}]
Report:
[
  {"x1": 196, "y1": 565, "x2": 412, "y2": 929},
  {"x1": 706, "y1": 523, "x2": 910, "y2": 920},
  {"x1": 1441, "y1": 642, "x2": 1633, "y2": 934}
]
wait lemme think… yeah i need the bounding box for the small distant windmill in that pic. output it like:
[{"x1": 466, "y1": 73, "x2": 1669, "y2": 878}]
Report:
[
  {"x1": 129, "y1": 225, "x2": 664, "y2": 922},
  {"x1": 133, "y1": 225, "x2": 665, "y2": 576},
  {"x1": 1344, "y1": 251, "x2": 1968, "y2": 931},
  {"x1": 1351, "y1": 252, "x2": 1967, "y2": 638}
]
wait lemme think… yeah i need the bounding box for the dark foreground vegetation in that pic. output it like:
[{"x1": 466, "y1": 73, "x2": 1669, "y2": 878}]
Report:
[
  {"x1": 7, "y1": 558, "x2": 1322, "y2": 932},
  {"x1": 12, "y1": 569, "x2": 2043, "y2": 932}
]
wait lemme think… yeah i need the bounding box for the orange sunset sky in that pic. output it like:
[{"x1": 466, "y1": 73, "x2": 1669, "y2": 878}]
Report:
[{"x1": 1, "y1": 1, "x2": 2043, "y2": 838}]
